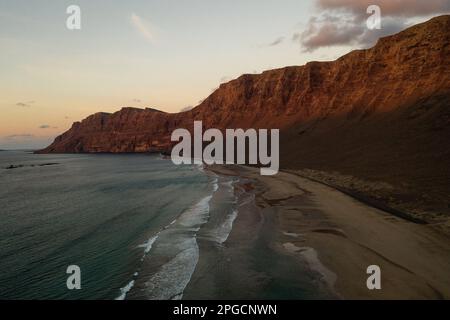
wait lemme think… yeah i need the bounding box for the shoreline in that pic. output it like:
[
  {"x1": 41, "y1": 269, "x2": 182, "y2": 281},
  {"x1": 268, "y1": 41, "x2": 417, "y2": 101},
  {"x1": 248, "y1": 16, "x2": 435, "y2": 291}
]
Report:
[
  {"x1": 286, "y1": 170, "x2": 428, "y2": 225},
  {"x1": 207, "y1": 165, "x2": 450, "y2": 299},
  {"x1": 183, "y1": 166, "x2": 335, "y2": 299}
]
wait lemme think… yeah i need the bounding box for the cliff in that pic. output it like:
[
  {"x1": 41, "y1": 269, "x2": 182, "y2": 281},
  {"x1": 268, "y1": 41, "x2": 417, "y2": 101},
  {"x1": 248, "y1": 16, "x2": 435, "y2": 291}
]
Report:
[
  {"x1": 38, "y1": 16, "x2": 450, "y2": 223},
  {"x1": 40, "y1": 15, "x2": 450, "y2": 154}
]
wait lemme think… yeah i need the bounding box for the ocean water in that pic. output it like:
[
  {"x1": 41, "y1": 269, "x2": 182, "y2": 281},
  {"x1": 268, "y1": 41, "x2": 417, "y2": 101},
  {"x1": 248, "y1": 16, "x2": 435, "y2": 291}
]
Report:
[{"x1": 0, "y1": 151, "x2": 236, "y2": 300}]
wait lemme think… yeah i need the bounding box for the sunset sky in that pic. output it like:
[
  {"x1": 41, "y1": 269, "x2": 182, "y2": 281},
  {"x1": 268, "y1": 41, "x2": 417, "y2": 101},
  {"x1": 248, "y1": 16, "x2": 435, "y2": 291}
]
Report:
[{"x1": 1, "y1": 0, "x2": 448, "y2": 149}]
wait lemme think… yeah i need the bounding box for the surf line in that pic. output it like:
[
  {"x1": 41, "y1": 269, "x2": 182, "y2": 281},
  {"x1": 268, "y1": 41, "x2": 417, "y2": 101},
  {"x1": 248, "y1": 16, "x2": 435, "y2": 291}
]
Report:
[{"x1": 171, "y1": 121, "x2": 279, "y2": 176}]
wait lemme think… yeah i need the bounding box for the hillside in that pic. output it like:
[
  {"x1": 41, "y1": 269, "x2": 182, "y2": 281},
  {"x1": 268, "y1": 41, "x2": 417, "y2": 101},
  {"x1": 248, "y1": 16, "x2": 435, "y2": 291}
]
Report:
[{"x1": 38, "y1": 16, "x2": 450, "y2": 228}]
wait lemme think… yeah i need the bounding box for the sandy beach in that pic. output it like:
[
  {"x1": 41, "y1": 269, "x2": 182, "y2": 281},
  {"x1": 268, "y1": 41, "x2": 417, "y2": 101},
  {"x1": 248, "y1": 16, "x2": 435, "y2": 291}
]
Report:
[
  {"x1": 205, "y1": 165, "x2": 450, "y2": 300},
  {"x1": 182, "y1": 167, "x2": 335, "y2": 300}
]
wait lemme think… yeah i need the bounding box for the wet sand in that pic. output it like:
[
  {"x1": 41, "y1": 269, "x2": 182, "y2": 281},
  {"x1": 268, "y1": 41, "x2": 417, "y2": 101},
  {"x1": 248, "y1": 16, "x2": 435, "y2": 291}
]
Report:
[
  {"x1": 203, "y1": 165, "x2": 450, "y2": 300},
  {"x1": 183, "y1": 169, "x2": 335, "y2": 299}
]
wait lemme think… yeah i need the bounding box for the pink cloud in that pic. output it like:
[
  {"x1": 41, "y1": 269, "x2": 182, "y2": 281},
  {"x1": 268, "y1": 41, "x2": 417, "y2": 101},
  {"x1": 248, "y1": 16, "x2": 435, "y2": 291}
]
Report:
[{"x1": 296, "y1": 0, "x2": 450, "y2": 51}]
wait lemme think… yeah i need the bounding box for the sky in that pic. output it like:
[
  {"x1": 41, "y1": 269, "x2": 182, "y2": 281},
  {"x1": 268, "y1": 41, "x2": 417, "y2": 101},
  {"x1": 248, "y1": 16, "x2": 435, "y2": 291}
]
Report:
[{"x1": 0, "y1": 0, "x2": 449, "y2": 149}]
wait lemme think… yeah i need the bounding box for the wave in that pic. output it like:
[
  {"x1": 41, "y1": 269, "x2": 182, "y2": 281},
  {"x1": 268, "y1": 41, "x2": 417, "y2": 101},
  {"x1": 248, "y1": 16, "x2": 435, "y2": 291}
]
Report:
[
  {"x1": 142, "y1": 238, "x2": 199, "y2": 300},
  {"x1": 205, "y1": 178, "x2": 240, "y2": 244},
  {"x1": 177, "y1": 195, "x2": 212, "y2": 229},
  {"x1": 138, "y1": 235, "x2": 159, "y2": 254},
  {"x1": 143, "y1": 193, "x2": 212, "y2": 299},
  {"x1": 115, "y1": 171, "x2": 218, "y2": 300},
  {"x1": 116, "y1": 207, "x2": 184, "y2": 299},
  {"x1": 115, "y1": 280, "x2": 135, "y2": 300},
  {"x1": 215, "y1": 209, "x2": 238, "y2": 244}
]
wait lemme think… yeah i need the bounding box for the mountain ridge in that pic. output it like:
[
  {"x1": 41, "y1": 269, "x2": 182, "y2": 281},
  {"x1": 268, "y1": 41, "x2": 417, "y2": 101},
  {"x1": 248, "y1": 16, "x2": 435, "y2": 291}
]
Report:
[
  {"x1": 39, "y1": 15, "x2": 449, "y2": 154},
  {"x1": 37, "y1": 16, "x2": 450, "y2": 225}
]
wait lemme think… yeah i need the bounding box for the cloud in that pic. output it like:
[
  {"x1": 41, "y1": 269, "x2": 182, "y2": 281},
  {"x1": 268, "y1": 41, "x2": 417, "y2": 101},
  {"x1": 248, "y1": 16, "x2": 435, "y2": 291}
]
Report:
[
  {"x1": 296, "y1": 0, "x2": 450, "y2": 51},
  {"x1": 132, "y1": 98, "x2": 142, "y2": 103},
  {"x1": 130, "y1": 13, "x2": 154, "y2": 42},
  {"x1": 268, "y1": 37, "x2": 285, "y2": 46},
  {"x1": 317, "y1": 0, "x2": 450, "y2": 19},
  {"x1": 358, "y1": 18, "x2": 409, "y2": 47},
  {"x1": 16, "y1": 100, "x2": 35, "y2": 107},
  {"x1": 257, "y1": 37, "x2": 285, "y2": 48},
  {"x1": 297, "y1": 15, "x2": 364, "y2": 52},
  {"x1": 5, "y1": 134, "x2": 34, "y2": 140},
  {"x1": 38, "y1": 124, "x2": 58, "y2": 130}
]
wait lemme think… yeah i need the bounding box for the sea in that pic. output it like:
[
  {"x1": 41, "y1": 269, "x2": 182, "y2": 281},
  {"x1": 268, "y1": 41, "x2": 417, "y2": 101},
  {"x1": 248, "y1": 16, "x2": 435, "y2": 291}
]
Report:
[{"x1": 0, "y1": 150, "x2": 238, "y2": 300}]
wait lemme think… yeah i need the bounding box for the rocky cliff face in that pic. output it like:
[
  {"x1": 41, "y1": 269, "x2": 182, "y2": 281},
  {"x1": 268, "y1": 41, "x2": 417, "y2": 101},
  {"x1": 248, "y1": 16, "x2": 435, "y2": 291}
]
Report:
[
  {"x1": 37, "y1": 15, "x2": 450, "y2": 230},
  {"x1": 40, "y1": 16, "x2": 450, "y2": 232},
  {"x1": 40, "y1": 15, "x2": 450, "y2": 156},
  {"x1": 38, "y1": 15, "x2": 450, "y2": 221}
]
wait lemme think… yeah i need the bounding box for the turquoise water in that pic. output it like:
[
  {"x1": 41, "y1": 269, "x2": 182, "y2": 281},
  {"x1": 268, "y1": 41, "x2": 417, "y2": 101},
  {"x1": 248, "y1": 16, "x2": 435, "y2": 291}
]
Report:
[{"x1": 0, "y1": 151, "x2": 224, "y2": 299}]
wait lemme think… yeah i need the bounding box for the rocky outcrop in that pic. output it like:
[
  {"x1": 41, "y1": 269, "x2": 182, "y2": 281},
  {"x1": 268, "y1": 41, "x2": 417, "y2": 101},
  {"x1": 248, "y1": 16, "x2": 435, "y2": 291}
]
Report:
[
  {"x1": 37, "y1": 15, "x2": 450, "y2": 223},
  {"x1": 39, "y1": 15, "x2": 450, "y2": 156}
]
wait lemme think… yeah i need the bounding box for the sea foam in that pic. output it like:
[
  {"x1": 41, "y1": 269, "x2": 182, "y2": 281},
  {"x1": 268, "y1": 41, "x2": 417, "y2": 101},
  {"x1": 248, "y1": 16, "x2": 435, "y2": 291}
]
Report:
[
  {"x1": 138, "y1": 235, "x2": 159, "y2": 254},
  {"x1": 115, "y1": 280, "x2": 135, "y2": 300}
]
